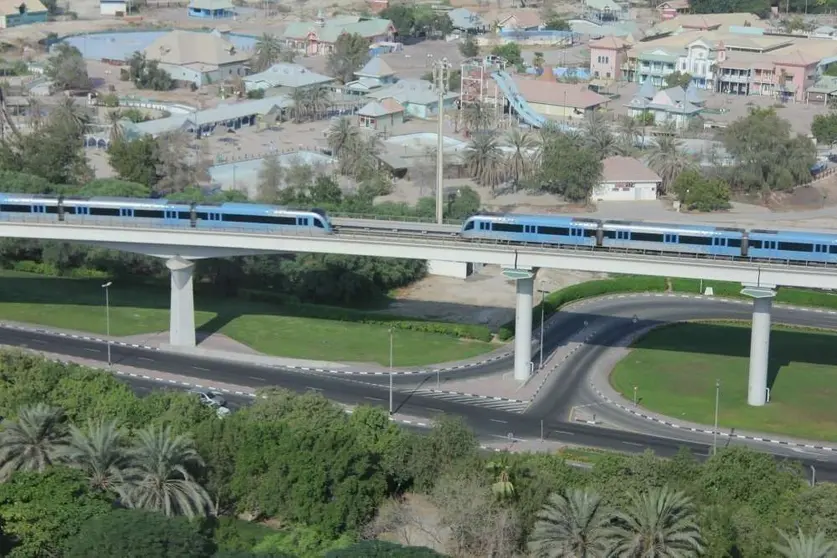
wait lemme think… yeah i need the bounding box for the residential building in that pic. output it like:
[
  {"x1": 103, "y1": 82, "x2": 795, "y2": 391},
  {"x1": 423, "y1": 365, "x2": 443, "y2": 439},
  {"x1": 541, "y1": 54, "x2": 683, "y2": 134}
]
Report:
[
  {"x1": 100, "y1": 0, "x2": 128, "y2": 16},
  {"x1": 243, "y1": 63, "x2": 334, "y2": 93},
  {"x1": 497, "y1": 11, "x2": 542, "y2": 32},
  {"x1": 656, "y1": 0, "x2": 689, "y2": 20},
  {"x1": 143, "y1": 30, "x2": 251, "y2": 87},
  {"x1": 589, "y1": 35, "x2": 630, "y2": 81},
  {"x1": 448, "y1": 8, "x2": 487, "y2": 33},
  {"x1": 592, "y1": 156, "x2": 661, "y2": 202},
  {"x1": 0, "y1": 0, "x2": 47, "y2": 28},
  {"x1": 582, "y1": 0, "x2": 627, "y2": 23},
  {"x1": 357, "y1": 98, "x2": 405, "y2": 134},
  {"x1": 122, "y1": 96, "x2": 291, "y2": 139},
  {"x1": 282, "y1": 15, "x2": 396, "y2": 56},
  {"x1": 513, "y1": 76, "x2": 610, "y2": 120},
  {"x1": 806, "y1": 75, "x2": 837, "y2": 105},
  {"x1": 625, "y1": 84, "x2": 703, "y2": 129},
  {"x1": 187, "y1": 0, "x2": 233, "y2": 18},
  {"x1": 772, "y1": 50, "x2": 819, "y2": 102},
  {"x1": 365, "y1": 79, "x2": 457, "y2": 119},
  {"x1": 346, "y1": 57, "x2": 396, "y2": 95}
]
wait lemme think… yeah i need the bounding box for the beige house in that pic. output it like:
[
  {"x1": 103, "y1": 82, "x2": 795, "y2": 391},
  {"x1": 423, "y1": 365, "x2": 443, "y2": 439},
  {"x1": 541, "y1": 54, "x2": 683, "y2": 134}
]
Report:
[
  {"x1": 592, "y1": 156, "x2": 661, "y2": 202},
  {"x1": 142, "y1": 29, "x2": 251, "y2": 87},
  {"x1": 513, "y1": 76, "x2": 610, "y2": 120},
  {"x1": 357, "y1": 98, "x2": 405, "y2": 135}
]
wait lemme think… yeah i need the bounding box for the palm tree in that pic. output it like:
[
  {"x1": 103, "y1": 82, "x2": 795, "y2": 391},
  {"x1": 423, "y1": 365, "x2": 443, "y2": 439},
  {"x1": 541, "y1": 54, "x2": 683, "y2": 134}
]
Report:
[
  {"x1": 646, "y1": 134, "x2": 695, "y2": 194},
  {"x1": 107, "y1": 110, "x2": 125, "y2": 141},
  {"x1": 528, "y1": 488, "x2": 612, "y2": 558},
  {"x1": 121, "y1": 425, "x2": 213, "y2": 518},
  {"x1": 504, "y1": 128, "x2": 537, "y2": 191},
  {"x1": 617, "y1": 115, "x2": 641, "y2": 148},
  {"x1": 464, "y1": 131, "x2": 504, "y2": 193},
  {"x1": 0, "y1": 404, "x2": 69, "y2": 480},
  {"x1": 307, "y1": 85, "x2": 332, "y2": 120},
  {"x1": 288, "y1": 87, "x2": 309, "y2": 123},
  {"x1": 26, "y1": 97, "x2": 43, "y2": 130},
  {"x1": 461, "y1": 101, "x2": 494, "y2": 134},
  {"x1": 486, "y1": 460, "x2": 515, "y2": 500},
  {"x1": 775, "y1": 528, "x2": 837, "y2": 558},
  {"x1": 51, "y1": 97, "x2": 91, "y2": 135},
  {"x1": 608, "y1": 486, "x2": 703, "y2": 558},
  {"x1": 326, "y1": 116, "x2": 359, "y2": 159},
  {"x1": 252, "y1": 33, "x2": 282, "y2": 72},
  {"x1": 61, "y1": 419, "x2": 129, "y2": 494}
]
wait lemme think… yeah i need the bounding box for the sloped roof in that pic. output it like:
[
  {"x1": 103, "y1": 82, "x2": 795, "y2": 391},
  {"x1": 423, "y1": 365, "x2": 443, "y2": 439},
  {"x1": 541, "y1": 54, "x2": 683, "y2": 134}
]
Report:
[
  {"x1": 0, "y1": 0, "x2": 47, "y2": 15},
  {"x1": 637, "y1": 80, "x2": 657, "y2": 100},
  {"x1": 808, "y1": 76, "x2": 837, "y2": 94},
  {"x1": 498, "y1": 11, "x2": 542, "y2": 28},
  {"x1": 685, "y1": 82, "x2": 703, "y2": 104},
  {"x1": 244, "y1": 63, "x2": 333, "y2": 90},
  {"x1": 367, "y1": 79, "x2": 457, "y2": 106},
  {"x1": 584, "y1": 0, "x2": 623, "y2": 12},
  {"x1": 773, "y1": 49, "x2": 820, "y2": 67},
  {"x1": 601, "y1": 156, "x2": 661, "y2": 183},
  {"x1": 356, "y1": 57, "x2": 394, "y2": 78},
  {"x1": 514, "y1": 78, "x2": 610, "y2": 109},
  {"x1": 143, "y1": 30, "x2": 250, "y2": 68},
  {"x1": 283, "y1": 17, "x2": 394, "y2": 43},
  {"x1": 358, "y1": 98, "x2": 403, "y2": 116},
  {"x1": 188, "y1": 0, "x2": 233, "y2": 10}
]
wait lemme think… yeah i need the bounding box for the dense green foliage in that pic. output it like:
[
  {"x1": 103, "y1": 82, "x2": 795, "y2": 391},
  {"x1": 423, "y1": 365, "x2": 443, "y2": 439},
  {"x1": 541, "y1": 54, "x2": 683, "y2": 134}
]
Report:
[
  {"x1": 0, "y1": 350, "x2": 834, "y2": 557},
  {"x1": 379, "y1": 4, "x2": 452, "y2": 38},
  {"x1": 672, "y1": 169, "x2": 731, "y2": 212},
  {"x1": 812, "y1": 112, "x2": 837, "y2": 145}
]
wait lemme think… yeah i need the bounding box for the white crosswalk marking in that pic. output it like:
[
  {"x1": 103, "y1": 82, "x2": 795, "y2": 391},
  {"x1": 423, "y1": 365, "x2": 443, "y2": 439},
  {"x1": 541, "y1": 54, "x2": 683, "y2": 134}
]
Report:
[{"x1": 406, "y1": 388, "x2": 529, "y2": 413}]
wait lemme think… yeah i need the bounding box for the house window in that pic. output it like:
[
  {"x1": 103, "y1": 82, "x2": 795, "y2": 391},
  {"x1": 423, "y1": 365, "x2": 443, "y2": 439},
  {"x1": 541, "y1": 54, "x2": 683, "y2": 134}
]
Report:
[{"x1": 606, "y1": 72, "x2": 611, "y2": 78}]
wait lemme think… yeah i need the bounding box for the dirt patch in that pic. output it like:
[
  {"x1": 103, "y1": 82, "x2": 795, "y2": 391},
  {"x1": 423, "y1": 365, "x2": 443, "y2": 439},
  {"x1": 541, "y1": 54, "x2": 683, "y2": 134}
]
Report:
[{"x1": 387, "y1": 265, "x2": 603, "y2": 328}]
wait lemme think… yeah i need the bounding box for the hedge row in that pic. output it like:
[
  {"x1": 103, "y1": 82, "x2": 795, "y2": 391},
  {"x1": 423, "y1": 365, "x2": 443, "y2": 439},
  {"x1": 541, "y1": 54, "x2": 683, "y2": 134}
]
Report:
[
  {"x1": 11, "y1": 260, "x2": 109, "y2": 279},
  {"x1": 496, "y1": 275, "x2": 837, "y2": 341},
  {"x1": 240, "y1": 289, "x2": 494, "y2": 342}
]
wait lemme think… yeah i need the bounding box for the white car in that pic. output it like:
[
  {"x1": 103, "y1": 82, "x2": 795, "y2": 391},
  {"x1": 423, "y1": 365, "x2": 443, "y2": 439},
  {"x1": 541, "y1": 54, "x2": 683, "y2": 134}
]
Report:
[{"x1": 189, "y1": 390, "x2": 231, "y2": 418}]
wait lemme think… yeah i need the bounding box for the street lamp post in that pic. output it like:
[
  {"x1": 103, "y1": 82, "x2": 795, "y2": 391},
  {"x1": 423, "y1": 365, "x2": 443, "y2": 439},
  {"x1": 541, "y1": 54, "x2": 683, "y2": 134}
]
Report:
[
  {"x1": 102, "y1": 281, "x2": 112, "y2": 366},
  {"x1": 811, "y1": 465, "x2": 817, "y2": 487},
  {"x1": 713, "y1": 379, "x2": 720, "y2": 455},
  {"x1": 538, "y1": 288, "x2": 548, "y2": 370},
  {"x1": 433, "y1": 58, "x2": 451, "y2": 225},
  {"x1": 389, "y1": 328, "x2": 394, "y2": 415},
  {"x1": 633, "y1": 385, "x2": 638, "y2": 406}
]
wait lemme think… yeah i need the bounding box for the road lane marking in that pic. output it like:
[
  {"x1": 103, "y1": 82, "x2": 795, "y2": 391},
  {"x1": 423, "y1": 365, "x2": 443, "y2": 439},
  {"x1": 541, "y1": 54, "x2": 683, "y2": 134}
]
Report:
[
  {"x1": 364, "y1": 396, "x2": 383, "y2": 401},
  {"x1": 84, "y1": 348, "x2": 100, "y2": 353},
  {"x1": 553, "y1": 430, "x2": 575, "y2": 435},
  {"x1": 622, "y1": 441, "x2": 643, "y2": 447},
  {"x1": 247, "y1": 376, "x2": 267, "y2": 382},
  {"x1": 138, "y1": 356, "x2": 154, "y2": 362},
  {"x1": 490, "y1": 419, "x2": 508, "y2": 424},
  {"x1": 192, "y1": 366, "x2": 210, "y2": 372},
  {"x1": 31, "y1": 339, "x2": 47, "y2": 345},
  {"x1": 306, "y1": 386, "x2": 323, "y2": 391}
]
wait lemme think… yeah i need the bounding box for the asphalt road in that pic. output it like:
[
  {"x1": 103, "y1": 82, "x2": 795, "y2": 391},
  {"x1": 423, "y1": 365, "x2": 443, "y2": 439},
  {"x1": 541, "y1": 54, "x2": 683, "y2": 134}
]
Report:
[{"x1": 3, "y1": 294, "x2": 837, "y2": 479}]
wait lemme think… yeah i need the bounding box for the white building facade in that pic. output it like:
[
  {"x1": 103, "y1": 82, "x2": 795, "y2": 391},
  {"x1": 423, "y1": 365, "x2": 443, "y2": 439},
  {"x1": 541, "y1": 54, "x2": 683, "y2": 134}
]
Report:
[{"x1": 592, "y1": 156, "x2": 661, "y2": 202}]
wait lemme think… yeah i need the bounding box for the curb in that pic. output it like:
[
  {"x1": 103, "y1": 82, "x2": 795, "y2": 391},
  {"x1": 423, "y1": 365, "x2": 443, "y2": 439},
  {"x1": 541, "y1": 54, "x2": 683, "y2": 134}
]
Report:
[
  {"x1": 590, "y1": 383, "x2": 837, "y2": 453},
  {"x1": 416, "y1": 388, "x2": 526, "y2": 405}
]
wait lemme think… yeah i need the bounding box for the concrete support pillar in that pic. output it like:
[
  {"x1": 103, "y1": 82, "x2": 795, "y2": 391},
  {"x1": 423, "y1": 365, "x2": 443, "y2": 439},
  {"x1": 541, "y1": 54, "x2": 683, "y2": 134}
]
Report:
[
  {"x1": 514, "y1": 276, "x2": 534, "y2": 382},
  {"x1": 742, "y1": 288, "x2": 776, "y2": 407},
  {"x1": 166, "y1": 257, "x2": 196, "y2": 348}
]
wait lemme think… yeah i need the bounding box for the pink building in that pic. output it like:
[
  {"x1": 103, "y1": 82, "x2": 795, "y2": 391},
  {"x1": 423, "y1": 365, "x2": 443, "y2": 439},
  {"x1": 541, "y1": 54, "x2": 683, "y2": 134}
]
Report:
[
  {"x1": 589, "y1": 36, "x2": 631, "y2": 81},
  {"x1": 772, "y1": 50, "x2": 819, "y2": 102}
]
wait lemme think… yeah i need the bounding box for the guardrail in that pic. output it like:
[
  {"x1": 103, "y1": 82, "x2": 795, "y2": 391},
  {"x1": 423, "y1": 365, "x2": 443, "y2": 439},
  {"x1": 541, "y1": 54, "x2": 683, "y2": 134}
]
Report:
[{"x1": 2, "y1": 215, "x2": 837, "y2": 275}]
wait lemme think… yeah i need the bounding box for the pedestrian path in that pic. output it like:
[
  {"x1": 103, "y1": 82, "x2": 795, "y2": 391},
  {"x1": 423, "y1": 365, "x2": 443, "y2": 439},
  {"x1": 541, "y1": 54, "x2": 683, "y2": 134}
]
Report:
[{"x1": 406, "y1": 388, "x2": 529, "y2": 413}]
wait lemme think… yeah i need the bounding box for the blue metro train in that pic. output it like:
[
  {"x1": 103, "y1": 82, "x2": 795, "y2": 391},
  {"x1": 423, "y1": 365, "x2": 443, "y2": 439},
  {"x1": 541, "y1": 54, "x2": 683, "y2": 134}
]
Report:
[{"x1": 0, "y1": 194, "x2": 835, "y2": 265}]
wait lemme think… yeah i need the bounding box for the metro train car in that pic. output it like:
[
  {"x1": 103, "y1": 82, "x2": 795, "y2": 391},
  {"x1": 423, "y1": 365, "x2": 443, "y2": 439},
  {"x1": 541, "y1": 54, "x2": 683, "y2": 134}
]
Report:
[
  {"x1": 461, "y1": 213, "x2": 599, "y2": 247},
  {"x1": 0, "y1": 194, "x2": 333, "y2": 234},
  {"x1": 746, "y1": 229, "x2": 837, "y2": 263},
  {"x1": 600, "y1": 221, "x2": 744, "y2": 258}
]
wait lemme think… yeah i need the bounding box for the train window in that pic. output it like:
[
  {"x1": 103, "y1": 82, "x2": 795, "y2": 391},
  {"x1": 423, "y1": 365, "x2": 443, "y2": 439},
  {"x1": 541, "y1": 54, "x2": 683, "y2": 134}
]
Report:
[
  {"x1": 223, "y1": 213, "x2": 297, "y2": 225},
  {"x1": 777, "y1": 241, "x2": 813, "y2": 253},
  {"x1": 195, "y1": 212, "x2": 208, "y2": 220},
  {"x1": 0, "y1": 204, "x2": 31, "y2": 213},
  {"x1": 678, "y1": 235, "x2": 713, "y2": 246},
  {"x1": 464, "y1": 221, "x2": 475, "y2": 231},
  {"x1": 728, "y1": 239, "x2": 742, "y2": 248},
  {"x1": 313, "y1": 219, "x2": 324, "y2": 228},
  {"x1": 178, "y1": 212, "x2": 191, "y2": 220},
  {"x1": 583, "y1": 229, "x2": 598, "y2": 237},
  {"x1": 603, "y1": 230, "x2": 618, "y2": 239},
  {"x1": 492, "y1": 223, "x2": 524, "y2": 233},
  {"x1": 830, "y1": 246, "x2": 837, "y2": 254},
  {"x1": 749, "y1": 240, "x2": 763, "y2": 249},
  {"x1": 89, "y1": 207, "x2": 120, "y2": 217},
  {"x1": 539, "y1": 226, "x2": 570, "y2": 236},
  {"x1": 135, "y1": 209, "x2": 165, "y2": 219},
  {"x1": 630, "y1": 232, "x2": 664, "y2": 242},
  {"x1": 45, "y1": 206, "x2": 58, "y2": 214}
]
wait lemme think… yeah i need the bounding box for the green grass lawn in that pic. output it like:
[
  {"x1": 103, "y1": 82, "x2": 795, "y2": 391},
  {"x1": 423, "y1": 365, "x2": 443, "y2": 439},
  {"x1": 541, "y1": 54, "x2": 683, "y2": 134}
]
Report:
[
  {"x1": 610, "y1": 322, "x2": 837, "y2": 442},
  {"x1": 0, "y1": 272, "x2": 494, "y2": 367}
]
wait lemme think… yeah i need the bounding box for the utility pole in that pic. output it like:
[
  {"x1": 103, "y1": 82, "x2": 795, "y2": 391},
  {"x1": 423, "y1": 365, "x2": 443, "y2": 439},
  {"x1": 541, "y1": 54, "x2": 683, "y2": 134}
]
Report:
[
  {"x1": 713, "y1": 379, "x2": 720, "y2": 455},
  {"x1": 433, "y1": 58, "x2": 450, "y2": 225},
  {"x1": 102, "y1": 282, "x2": 112, "y2": 366},
  {"x1": 389, "y1": 328, "x2": 394, "y2": 415}
]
